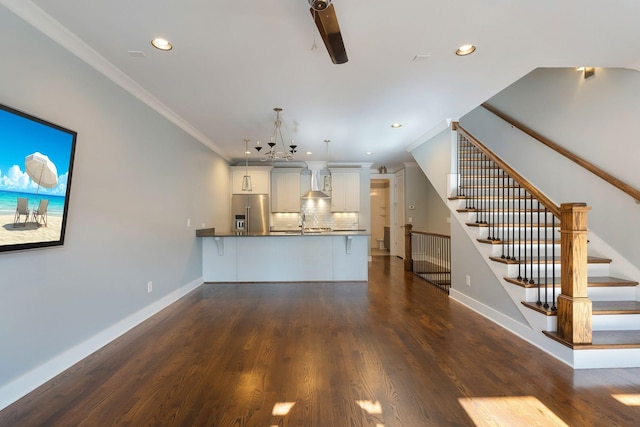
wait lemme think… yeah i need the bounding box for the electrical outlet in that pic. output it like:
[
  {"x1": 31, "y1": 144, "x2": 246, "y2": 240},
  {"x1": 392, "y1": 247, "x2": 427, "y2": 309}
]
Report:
[
  {"x1": 446, "y1": 216, "x2": 451, "y2": 223},
  {"x1": 408, "y1": 217, "x2": 413, "y2": 223},
  {"x1": 201, "y1": 223, "x2": 205, "y2": 228},
  {"x1": 147, "y1": 281, "x2": 153, "y2": 293},
  {"x1": 465, "y1": 275, "x2": 471, "y2": 286}
]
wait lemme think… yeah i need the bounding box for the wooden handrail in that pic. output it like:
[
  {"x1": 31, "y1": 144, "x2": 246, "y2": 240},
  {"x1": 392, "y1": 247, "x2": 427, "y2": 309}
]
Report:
[
  {"x1": 456, "y1": 124, "x2": 562, "y2": 218},
  {"x1": 482, "y1": 103, "x2": 640, "y2": 203}
]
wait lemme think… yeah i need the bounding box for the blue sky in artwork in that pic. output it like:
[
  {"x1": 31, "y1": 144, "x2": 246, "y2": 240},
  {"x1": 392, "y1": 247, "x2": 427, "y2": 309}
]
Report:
[{"x1": 0, "y1": 107, "x2": 75, "y2": 196}]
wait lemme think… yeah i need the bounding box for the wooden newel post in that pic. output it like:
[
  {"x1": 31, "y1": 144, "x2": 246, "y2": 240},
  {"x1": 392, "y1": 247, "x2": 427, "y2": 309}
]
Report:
[
  {"x1": 404, "y1": 223, "x2": 413, "y2": 272},
  {"x1": 557, "y1": 203, "x2": 592, "y2": 344}
]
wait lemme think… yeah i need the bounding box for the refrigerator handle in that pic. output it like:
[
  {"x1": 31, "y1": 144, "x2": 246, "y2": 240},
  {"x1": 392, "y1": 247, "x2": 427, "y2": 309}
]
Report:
[{"x1": 246, "y1": 205, "x2": 250, "y2": 232}]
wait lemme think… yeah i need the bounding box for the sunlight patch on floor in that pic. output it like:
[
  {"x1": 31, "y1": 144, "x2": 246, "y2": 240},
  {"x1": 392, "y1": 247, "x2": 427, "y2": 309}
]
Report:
[
  {"x1": 272, "y1": 402, "x2": 296, "y2": 416},
  {"x1": 459, "y1": 396, "x2": 568, "y2": 426},
  {"x1": 611, "y1": 394, "x2": 640, "y2": 406},
  {"x1": 356, "y1": 400, "x2": 383, "y2": 414}
]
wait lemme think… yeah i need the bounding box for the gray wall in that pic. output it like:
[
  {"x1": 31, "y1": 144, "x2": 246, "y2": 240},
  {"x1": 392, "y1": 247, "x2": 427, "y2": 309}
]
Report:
[
  {"x1": 404, "y1": 164, "x2": 450, "y2": 235},
  {"x1": 411, "y1": 68, "x2": 640, "y2": 331},
  {"x1": 410, "y1": 128, "x2": 526, "y2": 323},
  {"x1": 461, "y1": 68, "x2": 640, "y2": 278},
  {"x1": 0, "y1": 7, "x2": 229, "y2": 403}
]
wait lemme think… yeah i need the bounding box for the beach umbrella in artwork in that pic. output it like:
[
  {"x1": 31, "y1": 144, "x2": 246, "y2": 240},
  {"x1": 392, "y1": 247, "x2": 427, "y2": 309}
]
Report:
[{"x1": 25, "y1": 152, "x2": 58, "y2": 195}]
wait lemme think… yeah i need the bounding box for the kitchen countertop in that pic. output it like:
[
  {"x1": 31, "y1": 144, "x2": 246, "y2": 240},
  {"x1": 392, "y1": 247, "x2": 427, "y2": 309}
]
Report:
[{"x1": 197, "y1": 229, "x2": 370, "y2": 237}]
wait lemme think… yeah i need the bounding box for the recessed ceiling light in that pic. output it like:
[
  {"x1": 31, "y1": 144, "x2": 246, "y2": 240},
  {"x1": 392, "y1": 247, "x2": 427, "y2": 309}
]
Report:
[
  {"x1": 366, "y1": 151, "x2": 373, "y2": 155},
  {"x1": 456, "y1": 44, "x2": 476, "y2": 56},
  {"x1": 306, "y1": 151, "x2": 313, "y2": 155},
  {"x1": 151, "y1": 38, "x2": 172, "y2": 51},
  {"x1": 390, "y1": 123, "x2": 402, "y2": 128}
]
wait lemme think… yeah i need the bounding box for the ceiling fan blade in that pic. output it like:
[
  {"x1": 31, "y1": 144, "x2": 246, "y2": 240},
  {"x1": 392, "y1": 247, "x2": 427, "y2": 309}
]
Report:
[{"x1": 310, "y1": 4, "x2": 348, "y2": 64}]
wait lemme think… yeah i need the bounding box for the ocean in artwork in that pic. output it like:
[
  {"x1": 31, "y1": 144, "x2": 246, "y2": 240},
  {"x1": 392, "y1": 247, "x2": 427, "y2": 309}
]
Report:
[{"x1": 0, "y1": 190, "x2": 65, "y2": 216}]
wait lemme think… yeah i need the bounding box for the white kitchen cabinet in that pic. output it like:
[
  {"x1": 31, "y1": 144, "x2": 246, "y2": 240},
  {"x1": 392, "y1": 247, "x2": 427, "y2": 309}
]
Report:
[
  {"x1": 330, "y1": 169, "x2": 360, "y2": 212},
  {"x1": 231, "y1": 166, "x2": 271, "y2": 194},
  {"x1": 271, "y1": 168, "x2": 302, "y2": 212}
]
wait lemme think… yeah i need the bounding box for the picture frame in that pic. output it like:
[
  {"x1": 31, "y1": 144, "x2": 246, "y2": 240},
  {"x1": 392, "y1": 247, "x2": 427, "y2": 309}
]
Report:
[{"x1": 0, "y1": 102, "x2": 77, "y2": 252}]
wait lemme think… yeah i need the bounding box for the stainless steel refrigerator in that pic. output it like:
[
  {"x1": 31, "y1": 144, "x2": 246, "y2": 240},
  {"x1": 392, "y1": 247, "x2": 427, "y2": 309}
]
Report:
[{"x1": 231, "y1": 194, "x2": 270, "y2": 233}]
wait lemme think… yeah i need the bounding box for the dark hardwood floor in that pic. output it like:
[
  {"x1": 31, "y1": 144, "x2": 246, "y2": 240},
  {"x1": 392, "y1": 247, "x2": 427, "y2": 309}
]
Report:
[{"x1": 2, "y1": 257, "x2": 640, "y2": 426}]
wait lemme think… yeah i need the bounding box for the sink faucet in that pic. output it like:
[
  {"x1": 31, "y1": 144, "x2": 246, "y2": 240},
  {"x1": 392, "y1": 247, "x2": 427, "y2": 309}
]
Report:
[{"x1": 301, "y1": 212, "x2": 306, "y2": 235}]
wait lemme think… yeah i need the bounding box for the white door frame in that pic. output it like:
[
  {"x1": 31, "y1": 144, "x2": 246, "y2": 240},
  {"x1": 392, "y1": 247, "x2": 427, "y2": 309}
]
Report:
[{"x1": 393, "y1": 169, "x2": 405, "y2": 258}]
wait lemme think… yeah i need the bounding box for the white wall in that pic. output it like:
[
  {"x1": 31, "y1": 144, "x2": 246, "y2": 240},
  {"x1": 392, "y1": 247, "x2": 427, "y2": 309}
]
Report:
[
  {"x1": 460, "y1": 68, "x2": 640, "y2": 279},
  {"x1": 0, "y1": 7, "x2": 229, "y2": 407}
]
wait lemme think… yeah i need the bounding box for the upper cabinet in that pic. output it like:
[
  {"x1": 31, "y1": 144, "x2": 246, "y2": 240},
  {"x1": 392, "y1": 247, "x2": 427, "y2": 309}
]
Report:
[
  {"x1": 330, "y1": 169, "x2": 361, "y2": 212},
  {"x1": 271, "y1": 168, "x2": 302, "y2": 212},
  {"x1": 231, "y1": 166, "x2": 271, "y2": 194}
]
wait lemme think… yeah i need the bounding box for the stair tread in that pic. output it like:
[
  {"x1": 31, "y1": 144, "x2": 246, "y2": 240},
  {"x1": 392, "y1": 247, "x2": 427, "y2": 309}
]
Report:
[
  {"x1": 457, "y1": 184, "x2": 520, "y2": 188},
  {"x1": 542, "y1": 330, "x2": 640, "y2": 350},
  {"x1": 457, "y1": 208, "x2": 548, "y2": 213},
  {"x1": 592, "y1": 300, "x2": 640, "y2": 315},
  {"x1": 450, "y1": 195, "x2": 532, "y2": 200},
  {"x1": 490, "y1": 255, "x2": 612, "y2": 265},
  {"x1": 506, "y1": 276, "x2": 638, "y2": 288},
  {"x1": 478, "y1": 238, "x2": 557, "y2": 245},
  {"x1": 466, "y1": 222, "x2": 558, "y2": 228},
  {"x1": 522, "y1": 300, "x2": 640, "y2": 316}
]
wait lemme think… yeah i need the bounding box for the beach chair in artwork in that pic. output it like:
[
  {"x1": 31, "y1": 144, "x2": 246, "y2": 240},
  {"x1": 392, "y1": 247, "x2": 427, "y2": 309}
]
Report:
[
  {"x1": 32, "y1": 199, "x2": 49, "y2": 227},
  {"x1": 13, "y1": 197, "x2": 30, "y2": 227}
]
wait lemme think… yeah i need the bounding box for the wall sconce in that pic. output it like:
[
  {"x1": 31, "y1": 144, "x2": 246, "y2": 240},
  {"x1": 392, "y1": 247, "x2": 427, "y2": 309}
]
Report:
[{"x1": 577, "y1": 67, "x2": 595, "y2": 80}]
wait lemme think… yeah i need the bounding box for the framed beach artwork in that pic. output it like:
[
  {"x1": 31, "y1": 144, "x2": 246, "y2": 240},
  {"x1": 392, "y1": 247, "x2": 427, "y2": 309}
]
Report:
[{"x1": 0, "y1": 102, "x2": 77, "y2": 252}]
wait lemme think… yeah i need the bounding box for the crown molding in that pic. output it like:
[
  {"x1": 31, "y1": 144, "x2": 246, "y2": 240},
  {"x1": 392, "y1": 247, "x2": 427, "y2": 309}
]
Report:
[{"x1": 0, "y1": 0, "x2": 230, "y2": 161}]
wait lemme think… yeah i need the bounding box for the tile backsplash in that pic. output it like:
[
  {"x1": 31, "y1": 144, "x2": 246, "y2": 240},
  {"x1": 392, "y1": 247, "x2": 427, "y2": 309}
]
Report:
[{"x1": 271, "y1": 199, "x2": 359, "y2": 230}]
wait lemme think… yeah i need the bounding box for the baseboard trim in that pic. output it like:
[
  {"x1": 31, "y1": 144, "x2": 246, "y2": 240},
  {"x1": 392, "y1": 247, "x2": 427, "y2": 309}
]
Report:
[{"x1": 0, "y1": 277, "x2": 203, "y2": 412}]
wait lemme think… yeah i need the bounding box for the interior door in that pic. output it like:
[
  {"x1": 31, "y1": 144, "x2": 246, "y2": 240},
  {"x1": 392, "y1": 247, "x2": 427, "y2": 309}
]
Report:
[{"x1": 393, "y1": 169, "x2": 405, "y2": 258}]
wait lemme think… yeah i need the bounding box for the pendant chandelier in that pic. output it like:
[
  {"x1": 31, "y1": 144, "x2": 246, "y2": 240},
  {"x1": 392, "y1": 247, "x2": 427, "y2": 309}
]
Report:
[{"x1": 254, "y1": 108, "x2": 297, "y2": 162}]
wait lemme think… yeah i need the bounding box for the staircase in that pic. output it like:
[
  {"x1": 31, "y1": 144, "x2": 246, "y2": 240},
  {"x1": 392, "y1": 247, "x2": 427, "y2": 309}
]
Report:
[{"x1": 449, "y1": 125, "x2": 640, "y2": 368}]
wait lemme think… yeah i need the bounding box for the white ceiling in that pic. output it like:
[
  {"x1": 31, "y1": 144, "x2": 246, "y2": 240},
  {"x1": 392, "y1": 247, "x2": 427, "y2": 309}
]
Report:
[{"x1": 5, "y1": 0, "x2": 640, "y2": 169}]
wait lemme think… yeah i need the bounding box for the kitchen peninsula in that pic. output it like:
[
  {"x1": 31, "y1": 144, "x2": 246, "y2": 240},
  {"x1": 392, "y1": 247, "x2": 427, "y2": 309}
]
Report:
[{"x1": 199, "y1": 229, "x2": 369, "y2": 282}]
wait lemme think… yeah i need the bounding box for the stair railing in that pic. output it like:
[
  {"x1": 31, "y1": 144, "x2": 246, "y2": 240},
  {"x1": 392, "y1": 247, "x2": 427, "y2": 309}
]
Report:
[
  {"x1": 455, "y1": 123, "x2": 592, "y2": 344},
  {"x1": 404, "y1": 224, "x2": 451, "y2": 294},
  {"x1": 482, "y1": 103, "x2": 640, "y2": 203}
]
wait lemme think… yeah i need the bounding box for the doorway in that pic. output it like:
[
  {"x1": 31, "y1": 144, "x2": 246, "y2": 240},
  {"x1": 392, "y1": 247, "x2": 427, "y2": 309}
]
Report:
[{"x1": 370, "y1": 179, "x2": 390, "y2": 256}]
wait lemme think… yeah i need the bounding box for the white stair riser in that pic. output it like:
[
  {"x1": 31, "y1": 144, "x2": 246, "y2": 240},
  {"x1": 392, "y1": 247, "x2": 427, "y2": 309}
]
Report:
[
  {"x1": 505, "y1": 263, "x2": 610, "y2": 278},
  {"x1": 489, "y1": 244, "x2": 560, "y2": 258},
  {"x1": 588, "y1": 286, "x2": 638, "y2": 301},
  {"x1": 464, "y1": 212, "x2": 557, "y2": 223},
  {"x1": 593, "y1": 314, "x2": 640, "y2": 331},
  {"x1": 477, "y1": 227, "x2": 559, "y2": 240},
  {"x1": 524, "y1": 286, "x2": 636, "y2": 302}
]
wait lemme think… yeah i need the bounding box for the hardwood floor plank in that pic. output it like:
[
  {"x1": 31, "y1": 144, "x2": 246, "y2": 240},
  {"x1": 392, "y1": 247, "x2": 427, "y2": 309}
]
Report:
[{"x1": 2, "y1": 257, "x2": 640, "y2": 426}]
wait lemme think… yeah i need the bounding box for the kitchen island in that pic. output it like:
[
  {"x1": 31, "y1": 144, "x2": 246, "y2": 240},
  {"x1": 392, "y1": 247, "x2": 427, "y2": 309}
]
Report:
[{"x1": 199, "y1": 230, "x2": 369, "y2": 282}]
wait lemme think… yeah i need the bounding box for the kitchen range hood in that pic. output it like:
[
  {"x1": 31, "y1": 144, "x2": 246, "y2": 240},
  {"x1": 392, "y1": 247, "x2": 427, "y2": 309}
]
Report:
[{"x1": 303, "y1": 161, "x2": 330, "y2": 198}]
